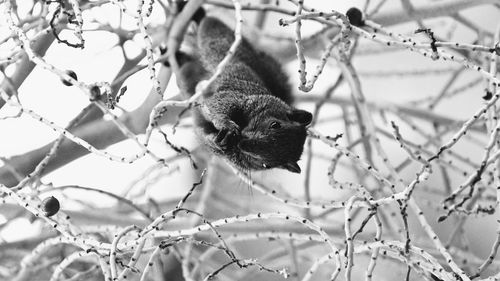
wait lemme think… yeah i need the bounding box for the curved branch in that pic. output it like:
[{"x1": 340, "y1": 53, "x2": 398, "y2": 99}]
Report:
[
  {"x1": 0, "y1": 67, "x2": 185, "y2": 187},
  {"x1": 0, "y1": 32, "x2": 55, "y2": 109},
  {"x1": 372, "y1": 0, "x2": 498, "y2": 26}
]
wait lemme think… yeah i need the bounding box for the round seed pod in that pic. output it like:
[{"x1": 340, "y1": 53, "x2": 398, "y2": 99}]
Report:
[
  {"x1": 89, "y1": 85, "x2": 101, "y2": 101},
  {"x1": 483, "y1": 90, "x2": 493, "y2": 101},
  {"x1": 62, "y1": 70, "x2": 78, "y2": 86},
  {"x1": 346, "y1": 7, "x2": 364, "y2": 27},
  {"x1": 41, "y1": 196, "x2": 60, "y2": 217}
]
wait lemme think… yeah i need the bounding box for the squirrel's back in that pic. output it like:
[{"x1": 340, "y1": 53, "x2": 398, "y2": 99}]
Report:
[{"x1": 195, "y1": 17, "x2": 293, "y2": 104}]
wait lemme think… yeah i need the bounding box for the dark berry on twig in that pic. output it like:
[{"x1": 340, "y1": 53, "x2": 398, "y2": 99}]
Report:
[
  {"x1": 62, "y1": 70, "x2": 78, "y2": 86},
  {"x1": 483, "y1": 90, "x2": 493, "y2": 101},
  {"x1": 89, "y1": 85, "x2": 101, "y2": 101},
  {"x1": 346, "y1": 7, "x2": 364, "y2": 27},
  {"x1": 42, "y1": 196, "x2": 60, "y2": 217}
]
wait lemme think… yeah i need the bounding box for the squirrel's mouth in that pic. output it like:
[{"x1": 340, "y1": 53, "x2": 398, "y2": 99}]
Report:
[
  {"x1": 235, "y1": 141, "x2": 270, "y2": 169},
  {"x1": 239, "y1": 153, "x2": 268, "y2": 170},
  {"x1": 237, "y1": 141, "x2": 261, "y2": 158}
]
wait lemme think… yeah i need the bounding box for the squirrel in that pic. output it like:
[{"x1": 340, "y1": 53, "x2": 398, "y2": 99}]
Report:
[{"x1": 174, "y1": 7, "x2": 312, "y2": 173}]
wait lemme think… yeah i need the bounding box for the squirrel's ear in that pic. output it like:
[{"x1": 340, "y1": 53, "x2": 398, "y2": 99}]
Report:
[
  {"x1": 281, "y1": 162, "x2": 301, "y2": 173},
  {"x1": 288, "y1": 109, "x2": 312, "y2": 126}
]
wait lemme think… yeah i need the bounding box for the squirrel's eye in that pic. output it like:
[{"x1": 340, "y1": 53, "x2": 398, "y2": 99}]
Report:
[{"x1": 270, "y1": 121, "x2": 281, "y2": 129}]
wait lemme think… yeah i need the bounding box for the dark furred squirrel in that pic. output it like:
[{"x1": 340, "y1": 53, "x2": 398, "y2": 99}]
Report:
[{"x1": 176, "y1": 7, "x2": 313, "y2": 173}]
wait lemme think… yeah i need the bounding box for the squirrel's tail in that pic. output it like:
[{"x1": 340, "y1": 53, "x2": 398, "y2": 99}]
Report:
[
  {"x1": 170, "y1": 2, "x2": 210, "y2": 97},
  {"x1": 176, "y1": 1, "x2": 206, "y2": 24}
]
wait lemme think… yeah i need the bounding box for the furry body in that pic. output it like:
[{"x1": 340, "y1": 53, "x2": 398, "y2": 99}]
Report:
[{"x1": 177, "y1": 16, "x2": 312, "y2": 173}]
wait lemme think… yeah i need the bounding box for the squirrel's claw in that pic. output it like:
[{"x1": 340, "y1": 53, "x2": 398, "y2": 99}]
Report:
[
  {"x1": 215, "y1": 127, "x2": 240, "y2": 148},
  {"x1": 214, "y1": 120, "x2": 240, "y2": 149}
]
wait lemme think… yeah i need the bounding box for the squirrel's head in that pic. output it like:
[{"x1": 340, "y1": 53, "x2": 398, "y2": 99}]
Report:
[{"x1": 237, "y1": 97, "x2": 312, "y2": 173}]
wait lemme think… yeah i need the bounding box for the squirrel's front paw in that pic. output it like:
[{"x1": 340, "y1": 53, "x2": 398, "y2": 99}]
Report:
[{"x1": 214, "y1": 121, "x2": 240, "y2": 148}]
